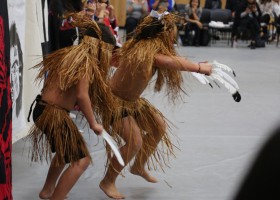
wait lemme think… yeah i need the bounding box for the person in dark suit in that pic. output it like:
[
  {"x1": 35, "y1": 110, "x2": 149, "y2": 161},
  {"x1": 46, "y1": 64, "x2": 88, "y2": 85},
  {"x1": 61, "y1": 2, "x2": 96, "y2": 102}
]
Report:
[
  {"x1": 204, "y1": 0, "x2": 222, "y2": 9},
  {"x1": 232, "y1": 0, "x2": 262, "y2": 49},
  {"x1": 48, "y1": 0, "x2": 84, "y2": 52}
]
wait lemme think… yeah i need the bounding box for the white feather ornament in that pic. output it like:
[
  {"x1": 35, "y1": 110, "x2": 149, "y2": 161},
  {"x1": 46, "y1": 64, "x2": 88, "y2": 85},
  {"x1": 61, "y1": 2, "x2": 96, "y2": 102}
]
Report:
[{"x1": 101, "y1": 131, "x2": 125, "y2": 166}]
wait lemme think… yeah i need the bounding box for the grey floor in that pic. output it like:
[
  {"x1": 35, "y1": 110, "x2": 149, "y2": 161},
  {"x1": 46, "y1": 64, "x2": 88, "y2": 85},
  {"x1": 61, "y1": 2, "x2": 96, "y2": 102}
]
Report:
[{"x1": 13, "y1": 41, "x2": 280, "y2": 200}]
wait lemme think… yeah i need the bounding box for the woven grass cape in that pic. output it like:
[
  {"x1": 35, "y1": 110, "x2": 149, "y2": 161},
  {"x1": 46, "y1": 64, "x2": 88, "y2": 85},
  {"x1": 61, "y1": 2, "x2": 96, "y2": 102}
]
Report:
[
  {"x1": 118, "y1": 13, "x2": 185, "y2": 103},
  {"x1": 28, "y1": 13, "x2": 115, "y2": 166}
]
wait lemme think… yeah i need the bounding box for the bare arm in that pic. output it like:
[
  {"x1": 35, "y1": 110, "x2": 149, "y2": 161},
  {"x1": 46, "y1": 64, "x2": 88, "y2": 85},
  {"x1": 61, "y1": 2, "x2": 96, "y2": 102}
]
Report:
[
  {"x1": 191, "y1": 8, "x2": 200, "y2": 21},
  {"x1": 76, "y1": 78, "x2": 103, "y2": 135},
  {"x1": 154, "y1": 54, "x2": 212, "y2": 75},
  {"x1": 141, "y1": 0, "x2": 148, "y2": 13},
  {"x1": 96, "y1": 2, "x2": 107, "y2": 23}
]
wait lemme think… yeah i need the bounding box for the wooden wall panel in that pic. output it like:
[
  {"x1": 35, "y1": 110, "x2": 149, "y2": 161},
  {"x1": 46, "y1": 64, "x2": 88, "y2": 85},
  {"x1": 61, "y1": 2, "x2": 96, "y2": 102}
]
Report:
[{"x1": 110, "y1": 0, "x2": 127, "y2": 27}]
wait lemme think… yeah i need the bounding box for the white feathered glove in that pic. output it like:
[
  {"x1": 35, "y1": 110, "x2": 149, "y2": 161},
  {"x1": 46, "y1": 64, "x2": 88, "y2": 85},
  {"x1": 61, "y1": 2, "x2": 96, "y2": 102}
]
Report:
[{"x1": 191, "y1": 61, "x2": 241, "y2": 102}]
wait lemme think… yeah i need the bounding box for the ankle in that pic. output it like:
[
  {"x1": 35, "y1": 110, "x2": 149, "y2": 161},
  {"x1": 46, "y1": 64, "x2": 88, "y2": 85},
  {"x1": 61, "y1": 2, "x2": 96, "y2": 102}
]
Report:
[
  {"x1": 131, "y1": 165, "x2": 145, "y2": 174},
  {"x1": 41, "y1": 185, "x2": 55, "y2": 192},
  {"x1": 102, "y1": 175, "x2": 116, "y2": 185}
]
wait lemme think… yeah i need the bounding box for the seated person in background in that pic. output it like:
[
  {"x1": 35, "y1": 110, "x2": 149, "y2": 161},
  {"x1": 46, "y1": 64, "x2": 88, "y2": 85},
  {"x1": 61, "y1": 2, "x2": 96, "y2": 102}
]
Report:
[
  {"x1": 125, "y1": 0, "x2": 148, "y2": 40},
  {"x1": 272, "y1": 0, "x2": 280, "y2": 40},
  {"x1": 226, "y1": 0, "x2": 242, "y2": 19},
  {"x1": 272, "y1": 0, "x2": 280, "y2": 16},
  {"x1": 232, "y1": 0, "x2": 263, "y2": 49},
  {"x1": 97, "y1": 0, "x2": 121, "y2": 46},
  {"x1": 183, "y1": 0, "x2": 203, "y2": 46},
  {"x1": 257, "y1": 0, "x2": 273, "y2": 40},
  {"x1": 84, "y1": 0, "x2": 98, "y2": 20},
  {"x1": 48, "y1": 0, "x2": 84, "y2": 52},
  {"x1": 204, "y1": 0, "x2": 222, "y2": 9},
  {"x1": 149, "y1": 0, "x2": 175, "y2": 12}
]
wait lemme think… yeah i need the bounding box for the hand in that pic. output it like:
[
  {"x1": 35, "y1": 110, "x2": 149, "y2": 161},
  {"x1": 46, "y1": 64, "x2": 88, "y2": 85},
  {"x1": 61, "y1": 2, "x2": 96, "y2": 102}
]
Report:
[
  {"x1": 198, "y1": 62, "x2": 212, "y2": 75},
  {"x1": 196, "y1": 21, "x2": 203, "y2": 29},
  {"x1": 91, "y1": 123, "x2": 103, "y2": 135},
  {"x1": 101, "y1": 2, "x2": 107, "y2": 10},
  {"x1": 96, "y1": 2, "x2": 107, "y2": 18},
  {"x1": 97, "y1": 2, "x2": 107, "y2": 11}
]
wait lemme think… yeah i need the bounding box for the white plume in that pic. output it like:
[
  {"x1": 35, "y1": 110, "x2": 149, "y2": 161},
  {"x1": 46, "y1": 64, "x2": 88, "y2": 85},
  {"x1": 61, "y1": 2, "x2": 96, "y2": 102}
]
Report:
[
  {"x1": 212, "y1": 68, "x2": 239, "y2": 89},
  {"x1": 210, "y1": 73, "x2": 237, "y2": 95},
  {"x1": 191, "y1": 72, "x2": 210, "y2": 85},
  {"x1": 101, "y1": 131, "x2": 125, "y2": 166},
  {"x1": 211, "y1": 60, "x2": 236, "y2": 76},
  {"x1": 190, "y1": 61, "x2": 241, "y2": 102}
]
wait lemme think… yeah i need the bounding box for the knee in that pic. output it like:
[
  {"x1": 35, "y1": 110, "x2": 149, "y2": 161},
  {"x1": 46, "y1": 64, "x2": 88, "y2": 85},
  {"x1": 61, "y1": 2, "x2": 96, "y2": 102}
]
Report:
[
  {"x1": 74, "y1": 156, "x2": 91, "y2": 171},
  {"x1": 134, "y1": 136, "x2": 143, "y2": 151},
  {"x1": 130, "y1": 133, "x2": 143, "y2": 152},
  {"x1": 153, "y1": 118, "x2": 167, "y2": 140}
]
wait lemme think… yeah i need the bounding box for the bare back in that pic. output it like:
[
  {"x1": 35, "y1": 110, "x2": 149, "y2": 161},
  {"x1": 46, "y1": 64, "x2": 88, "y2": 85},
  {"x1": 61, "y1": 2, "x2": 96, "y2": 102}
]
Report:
[
  {"x1": 41, "y1": 78, "x2": 77, "y2": 111},
  {"x1": 110, "y1": 62, "x2": 154, "y2": 101}
]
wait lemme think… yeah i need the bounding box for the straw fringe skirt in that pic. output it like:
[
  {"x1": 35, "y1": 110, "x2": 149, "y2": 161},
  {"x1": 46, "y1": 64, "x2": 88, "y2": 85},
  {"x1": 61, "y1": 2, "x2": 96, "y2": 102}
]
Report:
[
  {"x1": 28, "y1": 102, "x2": 90, "y2": 166},
  {"x1": 102, "y1": 96, "x2": 176, "y2": 171}
]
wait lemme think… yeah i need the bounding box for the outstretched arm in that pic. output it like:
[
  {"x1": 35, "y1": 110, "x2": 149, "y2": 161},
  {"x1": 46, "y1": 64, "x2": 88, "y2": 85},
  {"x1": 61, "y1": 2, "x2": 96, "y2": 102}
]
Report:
[
  {"x1": 154, "y1": 54, "x2": 212, "y2": 75},
  {"x1": 76, "y1": 78, "x2": 103, "y2": 135},
  {"x1": 154, "y1": 54, "x2": 241, "y2": 102}
]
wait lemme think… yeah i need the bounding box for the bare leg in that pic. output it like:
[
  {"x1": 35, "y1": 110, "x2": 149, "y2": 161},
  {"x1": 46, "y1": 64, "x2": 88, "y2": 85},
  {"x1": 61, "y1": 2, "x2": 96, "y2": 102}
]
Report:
[
  {"x1": 100, "y1": 117, "x2": 142, "y2": 199},
  {"x1": 49, "y1": 156, "x2": 91, "y2": 200},
  {"x1": 39, "y1": 154, "x2": 66, "y2": 199},
  {"x1": 130, "y1": 114, "x2": 166, "y2": 183}
]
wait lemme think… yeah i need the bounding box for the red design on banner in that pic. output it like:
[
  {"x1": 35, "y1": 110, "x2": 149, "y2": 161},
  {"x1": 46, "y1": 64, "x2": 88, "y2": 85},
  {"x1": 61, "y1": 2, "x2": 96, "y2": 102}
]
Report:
[{"x1": 0, "y1": 15, "x2": 13, "y2": 200}]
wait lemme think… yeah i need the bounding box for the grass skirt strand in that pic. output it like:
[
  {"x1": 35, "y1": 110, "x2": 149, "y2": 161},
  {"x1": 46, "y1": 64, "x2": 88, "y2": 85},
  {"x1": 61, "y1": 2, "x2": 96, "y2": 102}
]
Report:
[
  {"x1": 102, "y1": 96, "x2": 176, "y2": 172},
  {"x1": 28, "y1": 103, "x2": 90, "y2": 166}
]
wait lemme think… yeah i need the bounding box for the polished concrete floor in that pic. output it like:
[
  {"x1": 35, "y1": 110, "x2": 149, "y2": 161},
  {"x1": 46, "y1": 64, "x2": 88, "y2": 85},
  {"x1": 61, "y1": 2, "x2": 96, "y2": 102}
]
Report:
[{"x1": 13, "y1": 42, "x2": 280, "y2": 200}]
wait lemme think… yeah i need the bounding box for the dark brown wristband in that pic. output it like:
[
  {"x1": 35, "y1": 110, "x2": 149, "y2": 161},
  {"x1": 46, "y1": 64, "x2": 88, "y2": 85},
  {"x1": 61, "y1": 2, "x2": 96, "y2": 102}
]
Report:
[{"x1": 197, "y1": 62, "x2": 201, "y2": 73}]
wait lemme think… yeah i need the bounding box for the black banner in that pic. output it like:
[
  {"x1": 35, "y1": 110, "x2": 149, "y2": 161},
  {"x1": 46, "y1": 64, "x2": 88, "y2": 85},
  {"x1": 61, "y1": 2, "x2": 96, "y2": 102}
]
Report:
[{"x1": 0, "y1": 0, "x2": 12, "y2": 199}]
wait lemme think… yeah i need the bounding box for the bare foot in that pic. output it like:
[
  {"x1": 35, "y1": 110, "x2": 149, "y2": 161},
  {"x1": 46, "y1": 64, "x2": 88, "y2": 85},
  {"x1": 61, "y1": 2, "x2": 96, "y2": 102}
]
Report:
[
  {"x1": 39, "y1": 189, "x2": 53, "y2": 199},
  {"x1": 39, "y1": 190, "x2": 68, "y2": 199},
  {"x1": 130, "y1": 167, "x2": 158, "y2": 183},
  {"x1": 39, "y1": 187, "x2": 54, "y2": 199},
  {"x1": 99, "y1": 179, "x2": 125, "y2": 199}
]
